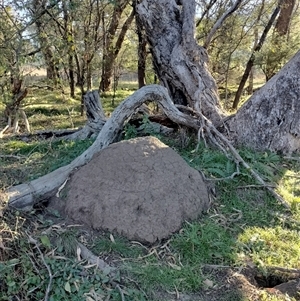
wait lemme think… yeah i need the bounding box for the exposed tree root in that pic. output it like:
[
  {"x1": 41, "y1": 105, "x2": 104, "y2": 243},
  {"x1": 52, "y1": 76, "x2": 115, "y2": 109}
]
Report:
[{"x1": 5, "y1": 84, "x2": 290, "y2": 210}]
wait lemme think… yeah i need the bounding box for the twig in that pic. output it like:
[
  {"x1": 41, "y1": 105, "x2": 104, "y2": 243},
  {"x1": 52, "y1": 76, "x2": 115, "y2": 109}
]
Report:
[
  {"x1": 269, "y1": 266, "x2": 300, "y2": 274},
  {"x1": 237, "y1": 184, "x2": 276, "y2": 189},
  {"x1": 205, "y1": 118, "x2": 291, "y2": 209},
  {"x1": 283, "y1": 156, "x2": 300, "y2": 161},
  {"x1": 0, "y1": 154, "x2": 26, "y2": 160},
  {"x1": 116, "y1": 284, "x2": 125, "y2": 301},
  {"x1": 28, "y1": 235, "x2": 54, "y2": 301},
  {"x1": 180, "y1": 103, "x2": 290, "y2": 208},
  {"x1": 77, "y1": 242, "x2": 115, "y2": 275},
  {"x1": 203, "y1": 264, "x2": 231, "y2": 269}
]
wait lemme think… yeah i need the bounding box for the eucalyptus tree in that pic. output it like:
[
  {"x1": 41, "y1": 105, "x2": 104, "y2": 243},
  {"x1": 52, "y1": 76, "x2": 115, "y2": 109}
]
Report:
[
  {"x1": 0, "y1": 2, "x2": 34, "y2": 135},
  {"x1": 5, "y1": 0, "x2": 300, "y2": 210},
  {"x1": 135, "y1": 0, "x2": 300, "y2": 154},
  {"x1": 232, "y1": 0, "x2": 283, "y2": 109},
  {"x1": 196, "y1": 0, "x2": 255, "y2": 100}
]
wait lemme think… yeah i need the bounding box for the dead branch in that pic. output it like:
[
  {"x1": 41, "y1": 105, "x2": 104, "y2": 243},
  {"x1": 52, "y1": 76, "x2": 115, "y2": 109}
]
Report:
[
  {"x1": 5, "y1": 84, "x2": 289, "y2": 211},
  {"x1": 77, "y1": 242, "x2": 115, "y2": 275},
  {"x1": 269, "y1": 266, "x2": 300, "y2": 275},
  {"x1": 204, "y1": 0, "x2": 243, "y2": 48},
  {"x1": 176, "y1": 103, "x2": 290, "y2": 209}
]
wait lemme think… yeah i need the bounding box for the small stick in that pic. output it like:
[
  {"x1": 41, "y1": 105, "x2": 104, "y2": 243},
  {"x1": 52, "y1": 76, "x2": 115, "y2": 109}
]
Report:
[{"x1": 28, "y1": 235, "x2": 54, "y2": 301}]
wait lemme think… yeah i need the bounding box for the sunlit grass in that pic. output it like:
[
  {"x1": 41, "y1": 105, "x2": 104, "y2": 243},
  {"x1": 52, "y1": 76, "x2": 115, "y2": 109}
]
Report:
[
  {"x1": 277, "y1": 170, "x2": 300, "y2": 208},
  {"x1": 237, "y1": 226, "x2": 300, "y2": 269}
]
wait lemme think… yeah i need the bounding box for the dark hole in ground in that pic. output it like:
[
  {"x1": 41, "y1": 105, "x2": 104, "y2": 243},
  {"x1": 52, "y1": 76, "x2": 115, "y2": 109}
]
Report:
[{"x1": 255, "y1": 274, "x2": 285, "y2": 288}]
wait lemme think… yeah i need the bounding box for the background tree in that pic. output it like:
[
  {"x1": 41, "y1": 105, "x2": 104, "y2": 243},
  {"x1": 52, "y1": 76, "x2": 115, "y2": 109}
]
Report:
[
  {"x1": 99, "y1": 0, "x2": 134, "y2": 92},
  {"x1": 0, "y1": 3, "x2": 32, "y2": 135},
  {"x1": 134, "y1": 0, "x2": 147, "y2": 88},
  {"x1": 232, "y1": 0, "x2": 282, "y2": 109},
  {"x1": 30, "y1": 0, "x2": 60, "y2": 85},
  {"x1": 263, "y1": 0, "x2": 297, "y2": 81}
]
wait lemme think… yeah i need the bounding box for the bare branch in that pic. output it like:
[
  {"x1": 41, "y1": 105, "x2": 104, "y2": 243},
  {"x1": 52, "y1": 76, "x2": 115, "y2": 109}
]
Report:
[{"x1": 204, "y1": 0, "x2": 243, "y2": 48}]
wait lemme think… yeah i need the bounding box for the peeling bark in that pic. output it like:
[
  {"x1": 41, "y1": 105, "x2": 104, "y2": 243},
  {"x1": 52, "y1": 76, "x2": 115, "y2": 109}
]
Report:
[{"x1": 136, "y1": 0, "x2": 224, "y2": 124}]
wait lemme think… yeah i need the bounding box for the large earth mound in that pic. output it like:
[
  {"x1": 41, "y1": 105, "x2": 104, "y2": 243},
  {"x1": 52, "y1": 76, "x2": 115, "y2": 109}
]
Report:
[{"x1": 64, "y1": 136, "x2": 209, "y2": 243}]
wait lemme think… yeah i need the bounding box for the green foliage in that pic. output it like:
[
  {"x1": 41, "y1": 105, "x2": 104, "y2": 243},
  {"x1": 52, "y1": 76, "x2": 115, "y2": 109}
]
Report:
[
  {"x1": 1, "y1": 87, "x2": 300, "y2": 300},
  {"x1": 0, "y1": 249, "x2": 121, "y2": 301},
  {"x1": 0, "y1": 139, "x2": 94, "y2": 187},
  {"x1": 171, "y1": 220, "x2": 237, "y2": 265},
  {"x1": 124, "y1": 123, "x2": 138, "y2": 140},
  {"x1": 124, "y1": 115, "x2": 155, "y2": 140}
]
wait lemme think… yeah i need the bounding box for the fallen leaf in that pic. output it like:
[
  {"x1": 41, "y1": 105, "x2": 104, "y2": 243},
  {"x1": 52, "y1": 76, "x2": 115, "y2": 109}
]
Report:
[
  {"x1": 64, "y1": 281, "x2": 71, "y2": 293},
  {"x1": 110, "y1": 234, "x2": 115, "y2": 243},
  {"x1": 203, "y1": 279, "x2": 214, "y2": 288}
]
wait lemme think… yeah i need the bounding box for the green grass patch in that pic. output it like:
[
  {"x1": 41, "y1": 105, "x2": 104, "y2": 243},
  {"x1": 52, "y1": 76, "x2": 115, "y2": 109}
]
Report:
[
  {"x1": 92, "y1": 234, "x2": 145, "y2": 258},
  {"x1": 127, "y1": 259, "x2": 204, "y2": 292},
  {"x1": 0, "y1": 139, "x2": 93, "y2": 187},
  {"x1": 171, "y1": 219, "x2": 237, "y2": 265},
  {"x1": 237, "y1": 226, "x2": 300, "y2": 269}
]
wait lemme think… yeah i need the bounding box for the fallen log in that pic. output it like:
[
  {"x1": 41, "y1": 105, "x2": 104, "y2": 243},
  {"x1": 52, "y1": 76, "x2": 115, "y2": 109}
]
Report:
[{"x1": 6, "y1": 85, "x2": 199, "y2": 210}]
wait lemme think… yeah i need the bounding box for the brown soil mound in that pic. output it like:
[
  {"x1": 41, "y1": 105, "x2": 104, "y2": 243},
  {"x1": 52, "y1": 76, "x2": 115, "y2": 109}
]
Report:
[{"x1": 64, "y1": 136, "x2": 209, "y2": 243}]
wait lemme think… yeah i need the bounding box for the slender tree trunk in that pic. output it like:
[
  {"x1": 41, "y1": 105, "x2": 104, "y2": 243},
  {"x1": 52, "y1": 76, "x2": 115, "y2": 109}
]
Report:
[
  {"x1": 204, "y1": 0, "x2": 243, "y2": 48},
  {"x1": 69, "y1": 54, "x2": 75, "y2": 98},
  {"x1": 134, "y1": 1, "x2": 147, "y2": 88},
  {"x1": 265, "y1": 0, "x2": 296, "y2": 80},
  {"x1": 275, "y1": 0, "x2": 296, "y2": 35},
  {"x1": 32, "y1": 0, "x2": 59, "y2": 85},
  {"x1": 99, "y1": 1, "x2": 134, "y2": 92},
  {"x1": 232, "y1": 0, "x2": 282, "y2": 109}
]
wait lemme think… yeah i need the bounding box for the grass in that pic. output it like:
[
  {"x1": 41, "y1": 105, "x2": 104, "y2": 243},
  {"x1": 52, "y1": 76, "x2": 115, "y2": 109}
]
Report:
[
  {"x1": 1, "y1": 84, "x2": 300, "y2": 300},
  {"x1": 0, "y1": 139, "x2": 94, "y2": 187}
]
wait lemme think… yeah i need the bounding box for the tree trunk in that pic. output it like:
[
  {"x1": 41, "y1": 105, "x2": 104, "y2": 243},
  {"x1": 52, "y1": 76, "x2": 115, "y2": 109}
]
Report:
[
  {"x1": 32, "y1": 0, "x2": 59, "y2": 85},
  {"x1": 136, "y1": 0, "x2": 223, "y2": 125},
  {"x1": 232, "y1": 1, "x2": 282, "y2": 109},
  {"x1": 264, "y1": 0, "x2": 296, "y2": 80},
  {"x1": 134, "y1": 1, "x2": 147, "y2": 88},
  {"x1": 99, "y1": 1, "x2": 134, "y2": 92},
  {"x1": 2, "y1": 78, "x2": 29, "y2": 136},
  {"x1": 275, "y1": 0, "x2": 296, "y2": 36},
  {"x1": 6, "y1": 0, "x2": 300, "y2": 212},
  {"x1": 69, "y1": 54, "x2": 75, "y2": 98},
  {"x1": 226, "y1": 50, "x2": 300, "y2": 154}
]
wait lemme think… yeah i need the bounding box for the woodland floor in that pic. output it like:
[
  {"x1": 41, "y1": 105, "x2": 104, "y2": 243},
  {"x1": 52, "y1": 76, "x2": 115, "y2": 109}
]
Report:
[{"x1": 1, "y1": 85, "x2": 300, "y2": 301}]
